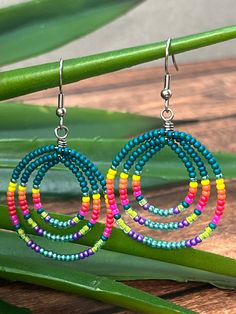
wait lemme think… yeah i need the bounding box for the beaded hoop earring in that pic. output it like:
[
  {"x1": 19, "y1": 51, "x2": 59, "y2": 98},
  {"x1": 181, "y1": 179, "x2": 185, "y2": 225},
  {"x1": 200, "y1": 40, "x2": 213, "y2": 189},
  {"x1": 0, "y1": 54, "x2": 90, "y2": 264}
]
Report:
[
  {"x1": 105, "y1": 39, "x2": 226, "y2": 249},
  {"x1": 7, "y1": 60, "x2": 113, "y2": 261}
]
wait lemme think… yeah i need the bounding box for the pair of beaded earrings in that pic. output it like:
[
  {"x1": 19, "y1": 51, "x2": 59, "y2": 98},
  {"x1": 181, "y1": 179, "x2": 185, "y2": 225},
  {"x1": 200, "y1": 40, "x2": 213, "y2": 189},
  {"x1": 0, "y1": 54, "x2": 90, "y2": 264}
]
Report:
[{"x1": 7, "y1": 39, "x2": 226, "y2": 261}]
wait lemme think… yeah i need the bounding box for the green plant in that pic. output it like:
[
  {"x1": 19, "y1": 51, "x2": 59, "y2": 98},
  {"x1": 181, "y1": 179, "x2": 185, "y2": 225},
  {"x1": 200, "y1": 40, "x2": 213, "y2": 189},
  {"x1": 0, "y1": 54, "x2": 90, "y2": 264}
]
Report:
[{"x1": 0, "y1": 1, "x2": 236, "y2": 313}]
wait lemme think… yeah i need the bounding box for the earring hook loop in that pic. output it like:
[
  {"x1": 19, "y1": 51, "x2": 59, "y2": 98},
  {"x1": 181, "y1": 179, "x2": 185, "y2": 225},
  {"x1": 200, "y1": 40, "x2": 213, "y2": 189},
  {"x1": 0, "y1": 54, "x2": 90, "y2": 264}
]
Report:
[{"x1": 165, "y1": 38, "x2": 179, "y2": 75}]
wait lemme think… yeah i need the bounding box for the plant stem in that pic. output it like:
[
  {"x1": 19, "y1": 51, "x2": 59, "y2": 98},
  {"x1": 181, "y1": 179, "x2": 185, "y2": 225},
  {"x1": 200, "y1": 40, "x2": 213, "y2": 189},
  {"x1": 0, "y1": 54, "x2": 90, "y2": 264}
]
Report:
[{"x1": 0, "y1": 25, "x2": 236, "y2": 100}]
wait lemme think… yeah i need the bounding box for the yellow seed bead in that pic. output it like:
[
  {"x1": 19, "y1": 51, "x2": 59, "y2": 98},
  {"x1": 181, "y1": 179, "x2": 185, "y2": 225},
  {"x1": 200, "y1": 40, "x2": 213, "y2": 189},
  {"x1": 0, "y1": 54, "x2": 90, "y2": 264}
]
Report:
[
  {"x1": 32, "y1": 188, "x2": 40, "y2": 194},
  {"x1": 127, "y1": 208, "x2": 137, "y2": 218},
  {"x1": 8, "y1": 186, "x2": 16, "y2": 192},
  {"x1": 108, "y1": 168, "x2": 117, "y2": 175},
  {"x1": 31, "y1": 222, "x2": 37, "y2": 228},
  {"x1": 18, "y1": 229, "x2": 24, "y2": 236},
  {"x1": 93, "y1": 193, "x2": 100, "y2": 200},
  {"x1": 178, "y1": 204, "x2": 184, "y2": 211},
  {"x1": 216, "y1": 178, "x2": 224, "y2": 184},
  {"x1": 107, "y1": 173, "x2": 115, "y2": 180},
  {"x1": 80, "y1": 229, "x2": 85, "y2": 235},
  {"x1": 139, "y1": 198, "x2": 147, "y2": 206},
  {"x1": 82, "y1": 225, "x2": 89, "y2": 233},
  {"x1": 120, "y1": 172, "x2": 128, "y2": 179},
  {"x1": 92, "y1": 246, "x2": 98, "y2": 253},
  {"x1": 9, "y1": 182, "x2": 17, "y2": 188},
  {"x1": 186, "y1": 216, "x2": 192, "y2": 223},
  {"x1": 191, "y1": 213, "x2": 197, "y2": 221},
  {"x1": 206, "y1": 226, "x2": 213, "y2": 234},
  {"x1": 73, "y1": 217, "x2": 79, "y2": 223},
  {"x1": 216, "y1": 183, "x2": 225, "y2": 190},
  {"x1": 201, "y1": 179, "x2": 210, "y2": 186},
  {"x1": 132, "y1": 174, "x2": 140, "y2": 181},
  {"x1": 41, "y1": 212, "x2": 47, "y2": 218},
  {"x1": 124, "y1": 226, "x2": 131, "y2": 233},
  {"x1": 28, "y1": 218, "x2": 33, "y2": 225},
  {"x1": 199, "y1": 233, "x2": 205, "y2": 240},
  {"x1": 82, "y1": 196, "x2": 90, "y2": 203},
  {"x1": 189, "y1": 181, "x2": 198, "y2": 188},
  {"x1": 19, "y1": 185, "x2": 26, "y2": 191}
]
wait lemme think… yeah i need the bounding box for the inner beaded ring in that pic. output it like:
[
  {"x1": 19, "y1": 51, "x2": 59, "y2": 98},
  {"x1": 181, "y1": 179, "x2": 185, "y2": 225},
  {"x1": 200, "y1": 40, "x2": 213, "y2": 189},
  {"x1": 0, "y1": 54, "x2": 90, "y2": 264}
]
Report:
[
  {"x1": 7, "y1": 145, "x2": 113, "y2": 261},
  {"x1": 18, "y1": 154, "x2": 100, "y2": 242},
  {"x1": 131, "y1": 137, "x2": 207, "y2": 217},
  {"x1": 120, "y1": 137, "x2": 211, "y2": 231},
  {"x1": 106, "y1": 129, "x2": 226, "y2": 249}
]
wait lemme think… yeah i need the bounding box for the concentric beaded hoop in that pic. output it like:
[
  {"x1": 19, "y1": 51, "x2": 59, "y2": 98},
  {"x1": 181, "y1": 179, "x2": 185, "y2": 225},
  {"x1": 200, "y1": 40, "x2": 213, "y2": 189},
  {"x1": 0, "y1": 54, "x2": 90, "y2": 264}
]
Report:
[
  {"x1": 7, "y1": 60, "x2": 113, "y2": 261},
  {"x1": 105, "y1": 39, "x2": 226, "y2": 249}
]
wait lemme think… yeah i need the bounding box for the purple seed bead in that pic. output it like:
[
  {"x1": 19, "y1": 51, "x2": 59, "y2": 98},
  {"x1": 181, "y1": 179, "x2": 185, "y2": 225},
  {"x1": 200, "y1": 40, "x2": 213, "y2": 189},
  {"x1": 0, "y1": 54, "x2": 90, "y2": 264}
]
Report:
[
  {"x1": 38, "y1": 228, "x2": 43, "y2": 236},
  {"x1": 70, "y1": 220, "x2": 76, "y2": 226},
  {"x1": 31, "y1": 243, "x2": 36, "y2": 249},
  {"x1": 195, "y1": 236, "x2": 202, "y2": 243},
  {"x1": 27, "y1": 240, "x2": 33, "y2": 247},
  {"x1": 183, "y1": 220, "x2": 190, "y2": 226},
  {"x1": 132, "y1": 232, "x2": 138, "y2": 240},
  {"x1": 88, "y1": 248, "x2": 94, "y2": 256},
  {"x1": 128, "y1": 230, "x2": 135, "y2": 237},
  {"x1": 173, "y1": 207, "x2": 180, "y2": 214},
  {"x1": 34, "y1": 245, "x2": 40, "y2": 253},
  {"x1": 34, "y1": 226, "x2": 39, "y2": 232},
  {"x1": 190, "y1": 238, "x2": 197, "y2": 246},
  {"x1": 137, "y1": 234, "x2": 144, "y2": 242},
  {"x1": 73, "y1": 233, "x2": 78, "y2": 240},
  {"x1": 77, "y1": 232, "x2": 82, "y2": 238},
  {"x1": 134, "y1": 215, "x2": 140, "y2": 222},
  {"x1": 185, "y1": 240, "x2": 192, "y2": 247},
  {"x1": 178, "y1": 222, "x2": 184, "y2": 228},
  {"x1": 79, "y1": 252, "x2": 84, "y2": 259},
  {"x1": 143, "y1": 203, "x2": 149, "y2": 210},
  {"x1": 83, "y1": 250, "x2": 89, "y2": 258},
  {"x1": 45, "y1": 216, "x2": 50, "y2": 222},
  {"x1": 139, "y1": 217, "x2": 145, "y2": 225}
]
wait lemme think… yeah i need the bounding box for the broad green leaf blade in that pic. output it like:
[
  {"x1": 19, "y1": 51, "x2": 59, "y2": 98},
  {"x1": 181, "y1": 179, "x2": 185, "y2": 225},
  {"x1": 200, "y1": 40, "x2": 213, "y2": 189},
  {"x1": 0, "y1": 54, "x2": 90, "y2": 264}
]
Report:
[
  {"x1": 0, "y1": 300, "x2": 31, "y2": 314},
  {"x1": 0, "y1": 138, "x2": 235, "y2": 197},
  {"x1": 1, "y1": 206, "x2": 236, "y2": 281},
  {"x1": 0, "y1": 0, "x2": 143, "y2": 66},
  {"x1": 0, "y1": 230, "x2": 235, "y2": 289},
  {"x1": 0, "y1": 103, "x2": 161, "y2": 139},
  {"x1": 0, "y1": 232, "x2": 195, "y2": 314},
  {"x1": 1, "y1": 25, "x2": 236, "y2": 100}
]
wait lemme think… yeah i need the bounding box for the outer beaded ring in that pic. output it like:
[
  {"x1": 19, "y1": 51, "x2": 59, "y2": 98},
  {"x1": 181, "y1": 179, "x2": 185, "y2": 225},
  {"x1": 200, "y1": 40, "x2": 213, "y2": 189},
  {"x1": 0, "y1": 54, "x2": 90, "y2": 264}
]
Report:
[
  {"x1": 106, "y1": 128, "x2": 226, "y2": 249},
  {"x1": 121, "y1": 138, "x2": 211, "y2": 231},
  {"x1": 7, "y1": 145, "x2": 114, "y2": 261}
]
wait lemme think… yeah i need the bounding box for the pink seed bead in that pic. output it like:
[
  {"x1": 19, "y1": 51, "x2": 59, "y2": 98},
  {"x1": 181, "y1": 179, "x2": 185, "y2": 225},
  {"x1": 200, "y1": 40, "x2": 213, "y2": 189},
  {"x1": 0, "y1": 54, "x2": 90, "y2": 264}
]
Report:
[
  {"x1": 12, "y1": 219, "x2": 19, "y2": 225},
  {"x1": 185, "y1": 196, "x2": 193, "y2": 204},
  {"x1": 113, "y1": 209, "x2": 119, "y2": 215},
  {"x1": 34, "y1": 203, "x2": 41, "y2": 210},
  {"x1": 110, "y1": 204, "x2": 117, "y2": 210},
  {"x1": 196, "y1": 204, "x2": 204, "y2": 211},
  {"x1": 121, "y1": 199, "x2": 129, "y2": 206},
  {"x1": 134, "y1": 191, "x2": 141, "y2": 197},
  {"x1": 11, "y1": 215, "x2": 18, "y2": 220},
  {"x1": 23, "y1": 210, "x2": 29, "y2": 215},
  {"x1": 90, "y1": 219, "x2": 96, "y2": 224}
]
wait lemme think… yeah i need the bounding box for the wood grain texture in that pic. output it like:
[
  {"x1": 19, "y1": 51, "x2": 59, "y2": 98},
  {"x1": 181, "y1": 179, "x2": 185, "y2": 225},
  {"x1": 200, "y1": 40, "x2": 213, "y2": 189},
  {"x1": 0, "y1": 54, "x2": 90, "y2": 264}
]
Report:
[{"x1": 1, "y1": 59, "x2": 236, "y2": 314}]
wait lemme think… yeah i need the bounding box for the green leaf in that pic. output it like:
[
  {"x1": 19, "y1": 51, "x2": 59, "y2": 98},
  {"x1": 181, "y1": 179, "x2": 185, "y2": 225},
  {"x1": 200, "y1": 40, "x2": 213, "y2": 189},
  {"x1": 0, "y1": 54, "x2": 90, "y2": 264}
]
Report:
[
  {"x1": 1, "y1": 206, "x2": 236, "y2": 282},
  {"x1": 0, "y1": 0, "x2": 143, "y2": 66},
  {"x1": 0, "y1": 102, "x2": 161, "y2": 139},
  {"x1": 0, "y1": 231, "x2": 196, "y2": 314},
  {"x1": 0, "y1": 300, "x2": 31, "y2": 314},
  {"x1": 0, "y1": 229, "x2": 235, "y2": 290},
  {"x1": 0, "y1": 138, "x2": 235, "y2": 197},
  {"x1": 1, "y1": 25, "x2": 236, "y2": 100}
]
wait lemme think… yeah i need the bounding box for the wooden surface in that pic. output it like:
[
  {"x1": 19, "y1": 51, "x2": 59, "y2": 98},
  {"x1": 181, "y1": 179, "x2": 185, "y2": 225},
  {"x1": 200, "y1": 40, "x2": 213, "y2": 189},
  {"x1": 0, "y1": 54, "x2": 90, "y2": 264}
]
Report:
[{"x1": 1, "y1": 59, "x2": 236, "y2": 313}]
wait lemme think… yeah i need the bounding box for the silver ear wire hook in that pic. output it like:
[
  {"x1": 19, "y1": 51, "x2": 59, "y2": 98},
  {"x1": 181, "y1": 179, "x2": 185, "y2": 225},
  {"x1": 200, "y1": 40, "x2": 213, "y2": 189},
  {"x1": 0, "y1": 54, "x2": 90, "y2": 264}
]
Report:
[
  {"x1": 160, "y1": 38, "x2": 179, "y2": 131},
  {"x1": 165, "y1": 38, "x2": 179, "y2": 75},
  {"x1": 54, "y1": 59, "x2": 69, "y2": 147}
]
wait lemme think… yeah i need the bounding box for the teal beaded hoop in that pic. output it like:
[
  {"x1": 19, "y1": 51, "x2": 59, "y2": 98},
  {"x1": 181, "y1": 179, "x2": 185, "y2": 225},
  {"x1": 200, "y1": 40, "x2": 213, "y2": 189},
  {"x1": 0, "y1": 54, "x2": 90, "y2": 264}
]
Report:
[
  {"x1": 7, "y1": 145, "x2": 113, "y2": 261},
  {"x1": 106, "y1": 128, "x2": 226, "y2": 249}
]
